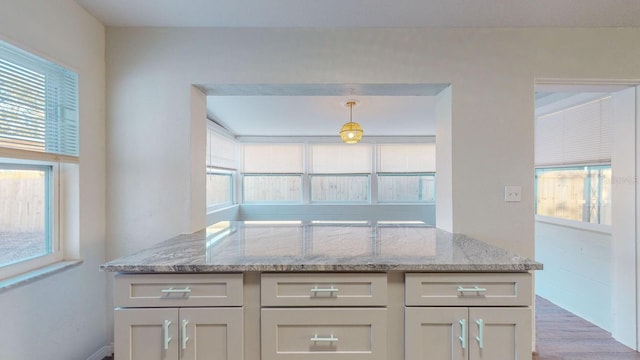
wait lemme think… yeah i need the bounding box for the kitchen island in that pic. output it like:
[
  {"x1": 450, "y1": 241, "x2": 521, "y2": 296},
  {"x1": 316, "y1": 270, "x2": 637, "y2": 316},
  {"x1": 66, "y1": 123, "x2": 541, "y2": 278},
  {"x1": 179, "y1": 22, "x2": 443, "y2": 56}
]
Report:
[{"x1": 102, "y1": 221, "x2": 542, "y2": 360}]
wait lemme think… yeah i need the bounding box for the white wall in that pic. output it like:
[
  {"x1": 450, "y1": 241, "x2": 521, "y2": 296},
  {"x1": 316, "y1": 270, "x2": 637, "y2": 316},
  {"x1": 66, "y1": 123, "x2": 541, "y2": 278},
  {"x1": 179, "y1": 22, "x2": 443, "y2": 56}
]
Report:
[
  {"x1": 105, "y1": 27, "x2": 640, "y2": 262},
  {"x1": 535, "y1": 221, "x2": 612, "y2": 330},
  {"x1": 0, "y1": 0, "x2": 107, "y2": 359}
]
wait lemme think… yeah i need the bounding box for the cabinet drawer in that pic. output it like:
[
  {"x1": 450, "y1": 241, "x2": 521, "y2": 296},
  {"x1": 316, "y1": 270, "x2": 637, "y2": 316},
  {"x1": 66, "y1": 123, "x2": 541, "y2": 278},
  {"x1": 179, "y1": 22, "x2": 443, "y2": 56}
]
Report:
[
  {"x1": 114, "y1": 273, "x2": 243, "y2": 307},
  {"x1": 261, "y1": 308, "x2": 387, "y2": 360},
  {"x1": 261, "y1": 273, "x2": 387, "y2": 307},
  {"x1": 405, "y1": 273, "x2": 532, "y2": 306}
]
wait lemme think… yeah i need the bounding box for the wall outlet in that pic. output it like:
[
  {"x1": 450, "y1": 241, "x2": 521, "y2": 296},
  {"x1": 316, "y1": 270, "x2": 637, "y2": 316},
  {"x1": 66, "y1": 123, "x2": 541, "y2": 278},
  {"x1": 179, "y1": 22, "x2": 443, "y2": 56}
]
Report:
[{"x1": 504, "y1": 186, "x2": 522, "y2": 202}]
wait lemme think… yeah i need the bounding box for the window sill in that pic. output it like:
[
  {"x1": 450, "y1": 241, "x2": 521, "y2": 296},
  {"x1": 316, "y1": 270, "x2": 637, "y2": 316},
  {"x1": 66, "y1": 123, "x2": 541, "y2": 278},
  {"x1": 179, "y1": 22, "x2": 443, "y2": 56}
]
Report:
[
  {"x1": 0, "y1": 260, "x2": 83, "y2": 294},
  {"x1": 535, "y1": 215, "x2": 612, "y2": 235}
]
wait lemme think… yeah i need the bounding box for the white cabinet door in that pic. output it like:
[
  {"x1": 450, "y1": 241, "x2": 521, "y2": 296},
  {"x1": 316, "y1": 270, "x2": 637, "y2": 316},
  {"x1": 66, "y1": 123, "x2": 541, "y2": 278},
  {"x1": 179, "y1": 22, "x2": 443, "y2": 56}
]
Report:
[
  {"x1": 115, "y1": 308, "x2": 179, "y2": 360},
  {"x1": 468, "y1": 308, "x2": 531, "y2": 360},
  {"x1": 180, "y1": 307, "x2": 244, "y2": 360},
  {"x1": 405, "y1": 307, "x2": 467, "y2": 360},
  {"x1": 405, "y1": 307, "x2": 531, "y2": 360},
  {"x1": 115, "y1": 308, "x2": 244, "y2": 360}
]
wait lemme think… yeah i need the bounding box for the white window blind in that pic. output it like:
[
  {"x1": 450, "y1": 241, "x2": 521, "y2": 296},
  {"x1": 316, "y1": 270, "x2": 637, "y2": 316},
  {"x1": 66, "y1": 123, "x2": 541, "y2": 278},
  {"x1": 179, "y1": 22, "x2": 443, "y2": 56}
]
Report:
[
  {"x1": 243, "y1": 144, "x2": 303, "y2": 173},
  {"x1": 535, "y1": 97, "x2": 612, "y2": 166},
  {"x1": 310, "y1": 143, "x2": 372, "y2": 174},
  {"x1": 207, "y1": 127, "x2": 237, "y2": 169},
  {"x1": 0, "y1": 40, "x2": 78, "y2": 157},
  {"x1": 377, "y1": 143, "x2": 436, "y2": 172}
]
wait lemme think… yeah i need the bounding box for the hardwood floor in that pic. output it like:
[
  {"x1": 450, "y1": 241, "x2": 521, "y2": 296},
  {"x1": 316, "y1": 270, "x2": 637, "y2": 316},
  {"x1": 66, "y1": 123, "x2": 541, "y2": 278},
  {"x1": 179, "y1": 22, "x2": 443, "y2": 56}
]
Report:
[
  {"x1": 534, "y1": 296, "x2": 640, "y2": 359},
  {"x1": 103, "y1": 296, "x2": 639, "y2": 360}
]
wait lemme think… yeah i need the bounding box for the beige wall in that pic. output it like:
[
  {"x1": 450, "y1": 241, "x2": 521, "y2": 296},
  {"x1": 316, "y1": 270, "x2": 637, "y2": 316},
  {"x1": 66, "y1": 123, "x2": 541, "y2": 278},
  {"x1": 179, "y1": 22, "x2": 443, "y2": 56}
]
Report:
[
  {"x1": 0, "y1": 0, "x2": 107, "y2": 358},
  {"x1": 105, "y1": 26, "x2": 640, "y2": 261}
]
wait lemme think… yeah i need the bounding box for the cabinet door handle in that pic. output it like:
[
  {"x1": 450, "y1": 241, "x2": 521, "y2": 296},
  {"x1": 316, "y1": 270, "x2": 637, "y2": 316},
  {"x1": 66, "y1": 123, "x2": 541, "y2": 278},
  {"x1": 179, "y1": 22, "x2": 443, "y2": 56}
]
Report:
[
  {"x1": 310, "y1": 334, "x2": 339, "y2": 343},
  {"x1": 163, "y1": 320, "x2": 172, "y2": 350},
  {"x1": 161, "y1": 287, "x2": 191, "y2": 295},
  {"x1": 457, "y1": 286, "x2": 487, "y2": 295},
  {"x1": 310, "y1": 286, "x2": 339, "y2": 296},
  {"x1": 459, "y1": 319, "x2": 466, "y2": 349},
  {"x1": 475, "y1": 319, "x2": 484, "y2": 349},
  {"x1": 181, "y1": 319, "x2": 190, "y2": 350}
]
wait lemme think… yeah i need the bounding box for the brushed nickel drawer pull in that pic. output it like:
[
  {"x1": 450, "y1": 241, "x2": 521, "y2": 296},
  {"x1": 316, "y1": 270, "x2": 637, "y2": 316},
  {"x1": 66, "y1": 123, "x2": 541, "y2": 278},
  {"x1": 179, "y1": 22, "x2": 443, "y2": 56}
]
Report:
[
  {"x1": 161, "y1": 287, "x2": 191, "y2": 295},
  {"x1": 310, "y1": 286, "x2": 339, "y2": 297},
  {"x1": 311, "y1": 334, "x2": 339, "y2": 343},
  {"x1": 459, "y1": 319, "x2": 466, "y2": 349},
  {"x1": 476, "y1": 319, "x2": 485, "y2": 349},
  {"x1": 181, "y1": 319, "x2": 189, "y2": 350},
  {"x1": 163, "y1": 320, "x2": 172, "y2": 350},
  {"x1": 457, "y1": 286, "x2": 487, "y2": 296}
]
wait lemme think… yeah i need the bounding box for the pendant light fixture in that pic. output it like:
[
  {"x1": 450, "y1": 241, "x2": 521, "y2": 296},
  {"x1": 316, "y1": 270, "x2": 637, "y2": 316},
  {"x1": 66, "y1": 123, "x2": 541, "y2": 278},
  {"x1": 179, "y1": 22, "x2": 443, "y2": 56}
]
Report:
[{"x1": 339, "y1": 99, "x2": 363, "y2": 144}]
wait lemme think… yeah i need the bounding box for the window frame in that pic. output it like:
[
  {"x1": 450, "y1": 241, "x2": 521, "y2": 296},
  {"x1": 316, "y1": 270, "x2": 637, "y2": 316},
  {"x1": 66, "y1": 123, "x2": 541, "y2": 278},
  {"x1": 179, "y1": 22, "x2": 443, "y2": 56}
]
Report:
[
  {"x1": 309, "y1": 173, "x2": 371, "y2": 204},
  {"x1": 0, "y1": 158, "x2": 61, "y2": 280},
  {"x1": 376, "y1": 172, "x2": 436, "y2": 204},
  {"x1": 0, "y1": 39, "x2": 78, "y2": 282},
  {"x1": 206, "y1": 168, "x2": 235, "y2": 212},
  {"x1": 534, "y1": 164, "x2": 611, "y2": 229},
  {"x1": 241, "y1": 173, "x2": 304, "y2": 204}
]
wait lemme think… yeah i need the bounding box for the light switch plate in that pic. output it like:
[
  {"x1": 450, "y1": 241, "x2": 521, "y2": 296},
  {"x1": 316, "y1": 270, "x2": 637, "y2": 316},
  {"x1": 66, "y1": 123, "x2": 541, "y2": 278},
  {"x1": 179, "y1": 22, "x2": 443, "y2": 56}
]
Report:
[{"x1": 504, "y1": 186, "x2": 522, "y2": 202}]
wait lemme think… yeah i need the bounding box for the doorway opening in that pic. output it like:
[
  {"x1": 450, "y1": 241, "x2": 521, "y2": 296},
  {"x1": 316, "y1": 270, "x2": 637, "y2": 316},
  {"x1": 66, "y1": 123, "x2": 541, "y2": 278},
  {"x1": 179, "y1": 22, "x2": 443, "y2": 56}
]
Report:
[{"x1": 534, "y1": 81, "x2": 639, "y2": 351}]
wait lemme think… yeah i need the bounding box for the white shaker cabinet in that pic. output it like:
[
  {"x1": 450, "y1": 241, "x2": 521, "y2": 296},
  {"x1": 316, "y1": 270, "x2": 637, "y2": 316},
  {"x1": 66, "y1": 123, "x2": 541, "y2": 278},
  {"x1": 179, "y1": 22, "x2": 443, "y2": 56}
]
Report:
[
  {"x1": 405, "y1": 273, "x2": 533, "y2": 360},
  {"x1": 112, "y1": 271, "x2": 536, "y2": 360},
  {"x1": 113, "y1": 273, "x2": 244, "y2": 360},
  {"x1": 405, "y1": 307, "x2": 531, "y2": 360},
  {"x1": 115, "y1": 307, "x2": 243, "y2": 360}
]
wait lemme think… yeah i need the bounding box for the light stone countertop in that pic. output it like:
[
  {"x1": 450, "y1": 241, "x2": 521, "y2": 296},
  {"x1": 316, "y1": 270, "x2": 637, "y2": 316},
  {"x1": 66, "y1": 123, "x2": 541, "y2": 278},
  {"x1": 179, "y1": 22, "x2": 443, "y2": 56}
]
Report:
[{"x1": 100, "y1": 221, "x2": 542, "y2": 273}]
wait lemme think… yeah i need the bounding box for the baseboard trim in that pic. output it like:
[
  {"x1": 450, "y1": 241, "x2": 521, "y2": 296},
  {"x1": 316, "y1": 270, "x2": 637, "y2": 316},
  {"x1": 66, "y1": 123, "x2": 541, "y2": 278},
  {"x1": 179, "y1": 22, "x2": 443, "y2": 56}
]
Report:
[{"x1": 86, "y1": 344, "x2": 114, "y2": 360}]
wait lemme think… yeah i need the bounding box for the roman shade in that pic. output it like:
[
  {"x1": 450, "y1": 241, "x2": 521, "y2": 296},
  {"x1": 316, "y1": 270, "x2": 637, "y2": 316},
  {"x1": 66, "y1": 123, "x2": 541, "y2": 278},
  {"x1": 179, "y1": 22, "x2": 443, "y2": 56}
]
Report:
[
  {"x1": 535, "y1": 97, "x2": 613, "y2": 166},
  {"x1": 243, "y1": 143, "x2": 303, "y2": 173},
  {"x1": 377, "y1": 143, "x2": 436, "y2": 173},
  {"x1": 207, "y1": 127, "x2": 237, "y2": 169},
  {"x1": 310, "y1": 143, "x2": 372, "y2": 174}
]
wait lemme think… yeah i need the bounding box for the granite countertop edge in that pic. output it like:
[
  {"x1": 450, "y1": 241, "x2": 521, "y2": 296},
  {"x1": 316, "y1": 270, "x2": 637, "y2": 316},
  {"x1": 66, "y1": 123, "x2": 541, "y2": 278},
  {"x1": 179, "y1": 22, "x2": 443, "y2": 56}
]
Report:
[{"x1": 100, "y1": 262, "x2": 542, "y2": 273}]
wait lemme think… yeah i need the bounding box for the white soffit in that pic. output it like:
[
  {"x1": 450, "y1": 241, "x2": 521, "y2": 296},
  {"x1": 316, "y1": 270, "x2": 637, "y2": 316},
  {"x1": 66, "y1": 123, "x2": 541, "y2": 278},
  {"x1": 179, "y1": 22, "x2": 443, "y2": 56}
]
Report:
[
  {"x1": 202, "y1": 84, "x2": 445, "y2": 137},
  {"x1": 534, "y1": 84, "x2": 634, "y2": 116}
]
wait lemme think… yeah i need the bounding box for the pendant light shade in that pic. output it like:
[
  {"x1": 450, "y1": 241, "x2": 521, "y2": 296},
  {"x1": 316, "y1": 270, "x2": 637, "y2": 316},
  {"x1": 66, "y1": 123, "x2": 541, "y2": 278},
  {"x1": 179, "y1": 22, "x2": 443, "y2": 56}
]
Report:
[{"x1": 340, "y1": 100, "x2": 363, "y2": 144}]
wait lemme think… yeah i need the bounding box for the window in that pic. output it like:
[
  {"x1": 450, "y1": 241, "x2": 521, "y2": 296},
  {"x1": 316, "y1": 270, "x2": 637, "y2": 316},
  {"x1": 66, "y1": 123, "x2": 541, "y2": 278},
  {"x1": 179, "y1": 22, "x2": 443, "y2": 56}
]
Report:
[
  {"x1": 377, "y1": 143, "x2": 436, "y2": 203},
  {"x1": 237, "y1": 141, "x2": 437, "y2": 205},
  {"x1": 241, "y1": 144, "x2": 303, "y2": 203},
  {"x1": 309, "y1": 143, "x2": 372, "y2": 202},
  {"x1": 378, "y1": 173, "x2": 435, "y2": 203},
  {"x1": 206, "y1": 125, "x2": 237, "y2": 211},
  {"x1": 535, "y1": 165, "x2": 611, "y2": 225},
  {"x1": 535, "y1": 96, "x2": 612, "y2": 226},
  {"x1": 206, "y1": 170, "x2": 233, "y2": 208},
  {"x1": 310, "y1": 174, "x2": 370, "y2": 203},
  {"x1": 0, "y1": 40, "x2": 78, "y2": 279},
  {"x1": 0, "y1": 163, "x2": 54, "y2": 267},
  {"x1": 243, "y1": 174, "x2": 302, "y2": 203}
]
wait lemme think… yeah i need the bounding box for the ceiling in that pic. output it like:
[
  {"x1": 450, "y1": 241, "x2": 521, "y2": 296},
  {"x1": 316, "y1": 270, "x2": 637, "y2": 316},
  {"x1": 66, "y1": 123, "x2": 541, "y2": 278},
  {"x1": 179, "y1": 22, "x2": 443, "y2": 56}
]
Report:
[
  {"x1": 77, "y1": 0, "x2": 640, "y2": 28},
  {"x1": 75, "y1": 0, "x2": 640, "y2": 137}
]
